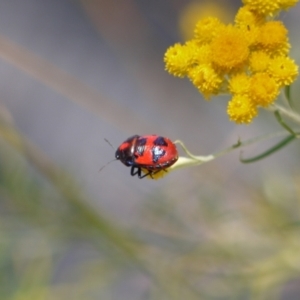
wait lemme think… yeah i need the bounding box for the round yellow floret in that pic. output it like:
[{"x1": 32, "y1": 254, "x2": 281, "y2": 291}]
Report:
[
  {"x1": 194, "y1": 44, "x2": 211, "y2": 65},
  {"x1": 243, "y1": 0, "x2": 299, "y2": 16},
  {"x1": 268, "y1": 56, "x2": 299, "y2": 86},
  {"x1": 194, "y1": 17, "x2": 225, "y2": 44},
  {"x1": 227, "y1": 94, "x2": 258, "y2": 124},
  {"x1": 249, "y1": 72, "x2": 279, "y2": 106},
  {"x1": 189, "y1": 64, "x2": 223, "y2": 99},
  {"x1": 242, "y1": 0, "x2": 280, "y2": 16},
  {"x1": 234, "y1": 6, "x2": 263, "y2": 45},
  {"x1": 256, "y1": 21, "x2": 288, "y2": 50},
  {"x1": 164, "y1": 43, "x2": 197, "y2": 77},
  {"x1": 280, "y1": 0, "x2": 299, "y2": 10},
  {"x1": 249, "y1": 51, "x2": 271, "y2": 73},
  {"x1": 210, "y1": 25, "x2": 250, "y2": 72},
  {"x1": 235, "y1": 5, "x2": 264, "y2": 26},
  {"x1": 229, "y1": 73, "x2": 251, "y2": 95}
]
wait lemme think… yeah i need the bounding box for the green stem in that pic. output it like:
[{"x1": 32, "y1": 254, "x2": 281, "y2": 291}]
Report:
[
  {"x1": 274, "y1": 110, "x2": 297, "y2": 135},
  {"x1": 240, "y1": 134, "x2": 297, "y2": 163},
  {"x1": 171, "y1": 130, "x2": 299, "y2": 170},
  {"x1": 268, "y1": 104, "x2": 300, "y2": 124},
  {"x1": 213, "y1": 130, "x2": 297, "y2": 158}
]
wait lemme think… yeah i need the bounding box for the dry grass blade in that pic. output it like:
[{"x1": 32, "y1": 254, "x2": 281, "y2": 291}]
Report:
[{"x1": 0, "y1": 34, "x2": 147, "y2": 132}]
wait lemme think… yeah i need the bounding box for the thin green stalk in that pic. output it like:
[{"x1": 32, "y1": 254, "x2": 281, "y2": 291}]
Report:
[
  {"x1": 269, "y1": 104, "x2": 300, "y2": 125},
  {"x1": 240, "y1": 134, "x2": 297, "y2": 163},
  {"x1": 172, "y1": 130, "x2": 299, "y2": 170}
]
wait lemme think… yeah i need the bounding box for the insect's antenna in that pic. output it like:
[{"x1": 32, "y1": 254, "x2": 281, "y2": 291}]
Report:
[
  {"x1": 99, "y1": 158, "x2": 117, "y2": 172},
  {"x1": 99, "y1": 138, "x2": 117, "y2": 172},
  {"x1": 104, "y1": 138, "x2": 115, "y2": 150}
]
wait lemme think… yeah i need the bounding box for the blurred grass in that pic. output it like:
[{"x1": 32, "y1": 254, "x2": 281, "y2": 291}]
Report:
[
  {"x1": 0, "y1": 34, "x2": 148, "y2": 133},
  {"x1": 0, "y1": 108, "x2": 151, "y2": 299},
  {"x1": 1, "y1": 104, "x2": 300, "y2": 299}
]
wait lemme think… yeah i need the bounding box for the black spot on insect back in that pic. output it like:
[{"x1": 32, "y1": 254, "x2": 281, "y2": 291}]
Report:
[
  {"x1": 136, "y1": 137, "x2": 147, "y2": 156},
  {"x1": 153, "y1": 136, "x2": 168, "y2": 146}
]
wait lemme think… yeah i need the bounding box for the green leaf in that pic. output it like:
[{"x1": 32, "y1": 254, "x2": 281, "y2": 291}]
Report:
[
  {"x1": 274, "y1": 110, "x2": 296, "y2": 135},
  {"x1": 240, "y1": 134, "x2": 297, "y2": 163}
]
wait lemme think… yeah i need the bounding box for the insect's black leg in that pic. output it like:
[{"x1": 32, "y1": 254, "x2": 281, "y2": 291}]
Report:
[
  {"x1": 138, "y1": 170, "x2": 153, "y2": 179},
  {"x1": 131, "y1": 167, "x2": 165, "y2": 179},
  {"x1": 130, "y1": 165, "x2": 152, "y2": 179},
  {"x1": 139, "y1": 169, "x2": 167, "y2": 179},
  {"x1": 131, "y1": 166, "x2": 141, "y2": 177},
  {"x1": 130, "y1": 167, "x2": 139, "y2": 176}
]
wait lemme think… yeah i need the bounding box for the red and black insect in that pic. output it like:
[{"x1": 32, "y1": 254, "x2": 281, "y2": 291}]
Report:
[{"x1": 115, "y1": 135, "x2": 178, "y2": 179}]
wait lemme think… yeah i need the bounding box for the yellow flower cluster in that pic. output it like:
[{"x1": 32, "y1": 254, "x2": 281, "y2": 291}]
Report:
[{"x1": 164, "y1": 0, "x2": 299, "y2": 124}]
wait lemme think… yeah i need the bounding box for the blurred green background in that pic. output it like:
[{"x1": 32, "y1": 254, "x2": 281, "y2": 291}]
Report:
[{"x1": 1, "y1": 0, "x2": 300, "y2": 299}]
